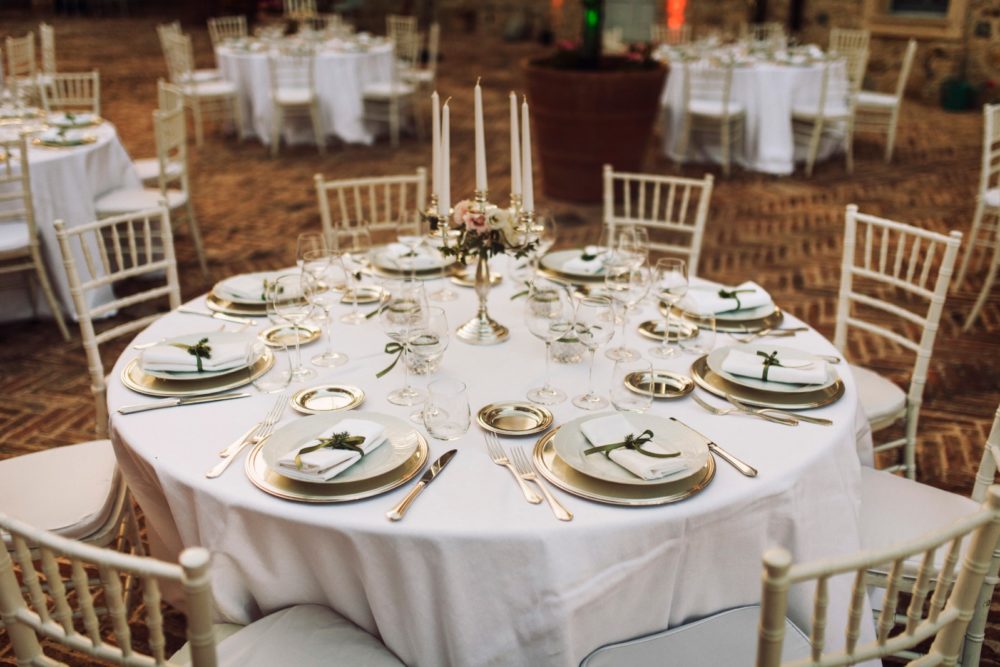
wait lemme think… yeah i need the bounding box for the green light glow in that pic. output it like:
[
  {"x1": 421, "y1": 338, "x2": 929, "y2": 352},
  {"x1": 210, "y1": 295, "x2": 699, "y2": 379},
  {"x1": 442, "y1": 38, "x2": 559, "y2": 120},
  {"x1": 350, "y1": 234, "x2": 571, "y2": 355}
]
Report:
[{"x1": 585, "y1": 9, "x2": 599, "y2": 27}]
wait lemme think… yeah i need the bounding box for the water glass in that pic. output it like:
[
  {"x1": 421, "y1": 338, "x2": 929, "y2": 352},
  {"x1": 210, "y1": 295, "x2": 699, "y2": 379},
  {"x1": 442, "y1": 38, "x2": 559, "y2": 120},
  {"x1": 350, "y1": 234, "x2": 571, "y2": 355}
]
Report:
[
  {"x1": 296, "y1": 232, "x2": 327, "y2": 269},
  {"x1": 572, "y1": 295, "x2": 615, "y2": 411},
  {"x1": 379, "y1": 281, "x2": 429, "y2": 406},
  {"x1": 681, "y1": 313, "x2": 716, "y2": 355},
  {"x1": 422, "y1": 378, "x2": 471, "y2": 441},
  {"x1": 301, "y1": 258, "x2": 349, "y2": 368},
  {"x1": 610, "y1": 358, "x2": 654, "y2": 413},
  {"x1": 604, "y1": 262, "x2": 651, "y2": 362},
  {"x1": 523, "y1": 286, "x2": 574, "y2": 405},
  {"x1": 270, "y1": 274, "x2": 316, "y2": 381},
  {"x1": 650, "y1": 258, "x2": 689, "y2": 360},
  {"x1": 246, "y1": 339, "x2": 291, "y2": 393},
  {"x1": 406, "y1": 307, "x2": 449, "y2": 375}
]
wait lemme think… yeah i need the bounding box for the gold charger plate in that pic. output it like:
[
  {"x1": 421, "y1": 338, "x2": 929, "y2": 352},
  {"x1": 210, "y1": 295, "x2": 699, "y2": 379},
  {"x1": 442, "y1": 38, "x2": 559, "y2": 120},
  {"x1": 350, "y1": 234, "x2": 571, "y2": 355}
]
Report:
[
  {"x1": 244, "y1": 432, "x2": 428, "y2": 503},
  {"x1": 477, "y1": 402, "x2": 553, "y2": 436},
  {"x1": 206, "y1": 292, "x2": 268, "y2": 317},
  {"x1": 120, "y1": 349, "x2": 274, "y2": 397},
  {"x1": 636, "y1": 318, "x2": 698, "y2": 342},
  {"x1": 47, "y1": 114, "x2": 103, "y2": 128},
  {"x1": 538, "y1": 249, "x2": 608, "y2": 284},
  {"x1": 690, "y1": 355, "x2": 844, "y2": 410},
  {"x1": 625, "y1": 370, "x2": 694, "y2": 399},
  {"x1": 32, "y1": 135, "x2": 97, "y2": 148},
  {"x1": 532, "y1": 428, "x2": 715, "y2": 506},
  {"x1": 660, "y1": 303, "x2": 785, "y2": 334},
  {"x1": 342, "y1": 285, "x2": 384, "y2": 305},
  {"x1": 259, "y1": 324, "x2": 320, "y2": 347},
  {"x1": 291, "y1": 384, "x2": 365, "y2": 414}
]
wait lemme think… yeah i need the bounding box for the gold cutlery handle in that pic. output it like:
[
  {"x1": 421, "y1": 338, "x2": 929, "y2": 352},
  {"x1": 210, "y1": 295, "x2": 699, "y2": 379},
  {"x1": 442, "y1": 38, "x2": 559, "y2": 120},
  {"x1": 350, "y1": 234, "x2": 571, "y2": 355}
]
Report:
[
  {"x1": 505, "y1": 463, "x2": 542, "y2": 504},
  {"x1": 219, "y1": 423, "x2": 261, "y2": 457},
  {"x1": 206, "y1": 440, "x2": 253, "y2": 478},
  {"x1": 708, "y1": 443, "x2": 758, "y2": 477},
  {"x1": 386, "y1": 481, "x2": 427, "y2": 521},
  {"x1": 760, "y1": 409, "x2": 832, "y2": 426},
  {"x1": 534, "y1": 480, "x2": 572, "y2": 521}
]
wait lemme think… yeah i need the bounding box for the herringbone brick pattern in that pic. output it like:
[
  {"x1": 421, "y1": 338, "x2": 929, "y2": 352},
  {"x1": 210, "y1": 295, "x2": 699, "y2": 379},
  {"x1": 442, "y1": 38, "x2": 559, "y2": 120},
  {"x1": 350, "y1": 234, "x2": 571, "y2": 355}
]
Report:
[{"x1": 1, "y1": 11, "x2": 998, "y2": 666}]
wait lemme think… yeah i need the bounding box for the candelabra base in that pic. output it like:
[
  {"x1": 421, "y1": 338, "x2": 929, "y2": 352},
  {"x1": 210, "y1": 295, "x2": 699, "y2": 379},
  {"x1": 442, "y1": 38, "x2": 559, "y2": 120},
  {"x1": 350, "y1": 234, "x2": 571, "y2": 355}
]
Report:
[{"x1": 455, "y1": 314, "x2": 509, "y2": 345}]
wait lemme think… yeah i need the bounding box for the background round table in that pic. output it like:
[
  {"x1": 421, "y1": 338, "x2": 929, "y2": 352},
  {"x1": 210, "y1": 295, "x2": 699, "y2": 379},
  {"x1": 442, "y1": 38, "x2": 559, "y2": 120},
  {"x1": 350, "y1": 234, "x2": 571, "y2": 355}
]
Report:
[{"x1": 109, "y1": 265, "x2": 876, "y2": 666}]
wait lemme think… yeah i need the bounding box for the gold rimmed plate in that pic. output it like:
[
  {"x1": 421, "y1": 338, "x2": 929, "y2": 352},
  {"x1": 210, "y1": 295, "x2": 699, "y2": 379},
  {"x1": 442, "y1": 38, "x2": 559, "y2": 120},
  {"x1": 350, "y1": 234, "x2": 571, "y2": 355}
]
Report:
[
  {"x1": 690, "y1": 355, "x2": 844, "y2": 410},
  {"x1": 706, "y1": 344, "x2": 838, "y2": 394},
  {"x1": 259, "y1": 324, "x2": 320, "y2": 348},
  {"x1": 662, "y1": 303, "x2": 785, "y2": 334},
  {"x1": 341, "y1": 285, "x2": 385, "y2": 305},
  {"x1": 141, "y1": 332, "x2": 260, "y2": 381},
  {"x1": 476, "y1": 402, "x2": 553, "y2": 436},
  {"x1": 32, "y1": 134, "x2": 97, "y2": 148},
  {"x1": 47, "y1": 113, "x2": 103, "y2": 128},
  {"x1": 636, "y1": 318, "x2": 699, "y2": 342},
  {"x1": 120, "y1": 348, "x2": 274, "y2": 398},
  {"x1": 538, "y1": 249, "x2": 608, "y2": 284},
  {"x1": 625, "y1": 370, "x2": 694, "y2": 399},
  {"x1": 291, "y1": 385, "x2": 365, "y2": 414},
  {"x1": 206, "y1": 292, "x2": 268, "y2": 317},
  {"x1": 532, "y1": 428, "x2": 715, "y2": 506}
]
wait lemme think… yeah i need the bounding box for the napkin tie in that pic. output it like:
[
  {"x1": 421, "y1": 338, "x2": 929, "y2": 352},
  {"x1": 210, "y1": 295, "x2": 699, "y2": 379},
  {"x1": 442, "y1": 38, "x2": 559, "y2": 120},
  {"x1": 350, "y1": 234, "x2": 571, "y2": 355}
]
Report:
[
  {"x1": 292, "y1": 432, "x2": 367, "y2": 469},
  {"x1": 583, "y1": 429, "x2": 679, "y2": 459},
  {"x1": 376, "y1": 342, "x2": 405, "y2": 378},
  {"x1": 718, "y1": 288, "x2": 754, "y2": 311},
  {"x1": 757, "y1": 350, "x2": 783, "y2": 382},
  {"x1": 169, "y1": 337, "x2": 212, "y2": 372}
]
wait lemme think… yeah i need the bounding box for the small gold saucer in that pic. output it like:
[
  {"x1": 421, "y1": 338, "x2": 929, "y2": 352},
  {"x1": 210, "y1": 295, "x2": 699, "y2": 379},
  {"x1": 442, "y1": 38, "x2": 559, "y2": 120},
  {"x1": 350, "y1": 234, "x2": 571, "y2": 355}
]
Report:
[
  {"x1": 477, "y1": 402, "x2": 553, "y2": 436},
  {"x1": 624, "y1": 370, "x2": 695, "y2": 399},
  {"x1": 259, "y1": 324, "x2": 320, "y2": 348},
  {"x1": 291, "y1": 384, "x2": 365, "y2": 414}
]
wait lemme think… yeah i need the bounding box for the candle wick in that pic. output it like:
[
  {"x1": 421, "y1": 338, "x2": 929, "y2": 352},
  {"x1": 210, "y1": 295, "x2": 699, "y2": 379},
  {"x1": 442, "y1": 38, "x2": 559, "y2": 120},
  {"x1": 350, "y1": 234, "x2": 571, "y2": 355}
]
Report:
[
  {"x1": 444, "y1": 97, "x2": 452, "y2": 106},
  {"x1": 476, "y1": 76, "x2": 481, "y2": 86}
]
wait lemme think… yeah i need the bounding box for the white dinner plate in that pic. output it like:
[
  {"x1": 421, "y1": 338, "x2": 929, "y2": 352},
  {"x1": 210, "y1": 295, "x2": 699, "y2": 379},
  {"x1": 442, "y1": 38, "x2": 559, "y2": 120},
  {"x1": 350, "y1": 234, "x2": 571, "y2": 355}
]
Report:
[
  {"x1": 707, "y1": 344, "x2": 838, "y2": 393},
  {"x1": 140, "y1": 332, "x2": 257, "y2": 380},
  {"x1": 212, "y1": 271, "x2": 293, "y2": 306},
  {"x1": 552, "y1": 412, "x2": 709, "y2": 486},
  {"x1": 539, "y1": 248, "x2": 608, "y2": 280},
  {"x1": 676, "y1": 285, "x2": 777, "y2": 322},
  {"x1": 371, "y1": 246, "x2": 450, "y2": 273},
  {"x1": 261, "y1": 411, "x2": 420, "y2": 485}
]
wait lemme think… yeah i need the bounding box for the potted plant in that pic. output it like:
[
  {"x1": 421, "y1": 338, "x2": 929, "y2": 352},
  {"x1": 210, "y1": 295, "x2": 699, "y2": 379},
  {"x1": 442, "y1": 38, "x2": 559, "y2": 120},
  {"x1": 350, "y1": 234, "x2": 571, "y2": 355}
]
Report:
[{"x1": 523, "y1": 0, "x2": 667, "y2": 203}]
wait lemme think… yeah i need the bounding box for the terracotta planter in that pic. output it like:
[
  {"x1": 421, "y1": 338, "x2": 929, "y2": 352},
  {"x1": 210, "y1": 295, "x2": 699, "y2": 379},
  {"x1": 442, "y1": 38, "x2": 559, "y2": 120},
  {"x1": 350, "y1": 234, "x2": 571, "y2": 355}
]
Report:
[{"x1": 523, "y1": 57, "x2": 667, "y2": 203}]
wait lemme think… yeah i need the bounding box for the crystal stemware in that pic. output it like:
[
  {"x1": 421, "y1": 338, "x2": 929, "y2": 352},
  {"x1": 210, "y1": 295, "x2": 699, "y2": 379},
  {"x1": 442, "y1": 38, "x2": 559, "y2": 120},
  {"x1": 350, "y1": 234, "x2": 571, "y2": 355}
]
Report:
[
  {"x1": 295, "y1": 231, "x2": 327, "y2": 270},
  {"x1": 301, "y1": 252, "x2": 350, "y2": 368},
  {"x1": 604, "y1": 262, "x2": 651, "y2": 361},
  {"x1": 524, "y1": 286, "x2": 574, "y2": 405},
  {"x1": 572, "y1": 295, "x2": 615, "y2": 410},
  {"x1": 269, "y1": 274, "x2": 316, "y2": 381},
  {"x1": 378, "y1": 280, "x2": 429, "y2": 406},
  {"x1": 333, "y1": 224, "x2": 373, "y2": 325},
  {"x1": 649, "y1": 258, "x2": 689, "y2": 360}
]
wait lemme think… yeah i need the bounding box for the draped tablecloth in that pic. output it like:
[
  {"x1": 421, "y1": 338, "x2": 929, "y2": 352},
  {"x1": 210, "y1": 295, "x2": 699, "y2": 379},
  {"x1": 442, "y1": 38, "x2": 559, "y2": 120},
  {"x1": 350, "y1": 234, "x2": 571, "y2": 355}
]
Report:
[
  {"x1": 109, "y1": 266, "x2": 875, "y2": 667},
  {"x1": 660, "y1": 59, "x2": 848, "y2": 175},
  {"x1": 216, "y1": 42, "x2": 394, "y2": 147},
  {"x1": 0, "y1": 122, "x2": 141, "y2": 323}
]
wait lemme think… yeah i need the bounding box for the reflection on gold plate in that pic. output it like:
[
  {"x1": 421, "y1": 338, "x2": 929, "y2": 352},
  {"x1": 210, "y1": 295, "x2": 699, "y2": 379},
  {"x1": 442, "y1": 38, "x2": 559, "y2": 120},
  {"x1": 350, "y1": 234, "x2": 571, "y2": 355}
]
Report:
[
  {"x1": 660, "y1": 303, "x2": 785, "y2": 333},
  {"x1": 244, "y1": 434, "x2": 428, "y2": 503},
  {"x1": 690, "y1": 355, "x2": 844, "y2": 410},
  {"x1": 636, "y1": 318, "x2": 698, "y2": 342},
  {"x1": 120, "y1": 349, "x2": 274, "y2": 398},
  {"x1": 206, "y1": 292, "x2": 268, "y2": 317},
  {"x1": 625, "y1": 370, "x2": 694, "y2": 399},
  {"x1": 532, "y1": 428, "x2": 715, "y2": 506},
  {"x1": 291, "y1": 385, "x2": 365, "y2": 414},
  {"x1": 477, "y1": 402, "x2": 553, "y2": 436},
  {"x1": 341, "y1": 285, "x2": 384, "y2": 305},
  {"x1": 259, "y1": 324, "x2": 319, "y2": 347},
  {"x1": 32, "y1": 135, "x2": 97, "y2": 148}
]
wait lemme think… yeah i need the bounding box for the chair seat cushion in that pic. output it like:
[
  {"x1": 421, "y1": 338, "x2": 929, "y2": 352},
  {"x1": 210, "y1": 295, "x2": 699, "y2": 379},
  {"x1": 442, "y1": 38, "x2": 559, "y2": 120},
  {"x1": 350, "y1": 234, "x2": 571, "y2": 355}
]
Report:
[
  {"x1": 362, "y1": 81, "x2": 416, "y2": 99},
  {"x1": 985, "y1": 187, "x2": 1000, "y2": 209},
  {"x1": 0, "y1": 220, "x2": 31, "y2": 253},
  {"x1": 133, "y1": 158, "x2": 183, "y2": 184},
  {"x1": 792, "y1": 102, "x2": 851, "y2": 119},
  {"x1": 170, "y1": 605, "x2": 404, "y2": 667},
  {"x1": 95, "y1": 187, "x2": 187, "y2": 215},
  {"x1": 182, "y1": 79, "x2": 237, "y2": 97},
  {"x1": 850, "y1": 364, "x2": 906, "y2": 429},
  {"x1": 860, "y1": 467, "x2": 978, "y2": 571},
  {"x1": 275, "y1": 87, "x2": 315, "y2": 105},
  {"x1": 581, "y1": 605, "x2": 811, "y2": 667},
  {"x1": 401, "y1": 69, "x2": 433, "y2": 84},
  {"x1": 688, "y1": 99, "x2": 746, "y2": 117},
  {"x1": 180, "y1": 69, "x2": 221, "y2": 84},
  {"x1": 856, "y1": 90, "x2": 897, "y2": 108},
  {"x1": 0, "y1": 440, "x2": 120, "y2": 540}
]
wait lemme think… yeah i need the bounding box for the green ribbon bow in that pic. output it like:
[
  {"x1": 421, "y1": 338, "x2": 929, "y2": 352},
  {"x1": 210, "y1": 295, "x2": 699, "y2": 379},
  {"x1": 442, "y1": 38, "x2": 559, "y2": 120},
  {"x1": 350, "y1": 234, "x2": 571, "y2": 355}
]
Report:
[
  {"x1": 293, "y1": 431, "x2": 367, "y2": 469},
  {"x1": 756, "y1": 350, "x2": 782, "y2": 382},
  {"x1": 376, "y1": 342, "x2": 405, "y2": 379},
  {"x1": 261, "y1": 278, "x2": 284, "y2": 302},
  {"x1": 169, "y1": 337, "x2": 212, "y2": 373},
  {"x1": 718, "y1": 288, "x2": 755, "y2": 311},
  {"x1": 582, "y1": 429, "x2": 680, "y2": 459}
]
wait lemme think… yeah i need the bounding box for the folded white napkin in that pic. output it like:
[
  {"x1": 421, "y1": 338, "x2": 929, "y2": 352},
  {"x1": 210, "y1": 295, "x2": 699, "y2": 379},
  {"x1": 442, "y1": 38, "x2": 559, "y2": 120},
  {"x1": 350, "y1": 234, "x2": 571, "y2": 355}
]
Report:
[
  {"x1": 562, "y1": 246, "x2": 608, "y2": 275},
  {"x1": 682, "y1": 281, "x2": 773, "y2": 315},
  {"x1": 217, "y1": 271, "x2": 296, "y2": 302},
  {"x1": 140, "y1": 333, "x2": 247, "y2": 373},
  {"x1": 48, "y1": 112, "x2": 97, "y2": 126},
  {"x1": 382, "y1": 242, "x2": 441, "y2": 270},
  {"x1": 721, "y1": 348, "x2": 828, "y2": 386},
  {"x1": 38, "y1": 128, "x2": 86, "y2": 143},
  {"x1": 277, "y1": 419, "x2": 386, "y2": 482},
  {"x1": 579, "y1": 414, "x2": 689, "y2": 481}
]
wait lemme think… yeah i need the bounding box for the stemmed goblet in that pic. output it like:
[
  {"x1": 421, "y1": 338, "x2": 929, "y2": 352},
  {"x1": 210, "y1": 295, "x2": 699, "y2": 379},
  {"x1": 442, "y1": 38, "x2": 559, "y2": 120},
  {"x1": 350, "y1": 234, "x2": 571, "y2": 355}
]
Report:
[
  {"x1": 523, "y1": 285, "x2": 574, "y2": 405},
  {"x1": 572, "y1": 295, "x2": 615, "y2": 410},
  {"x1": 604, "y1": 262, "x2": 651, "y2": 361},
  {"x1": 650, "y1": 258, "x2": 689, "y2": 359},
  {"x1": 300, "y1": 251, "x2": 350, "y2": 368},
  {"x1": 333, "y1": 224, "x2": 373, "y2": 325},
  {"x1": 296, "y1": 232, "x2": 327, "y2": 269},
  {"x1": 269, "y1": 274, "x2": 316, "y2": 381},
  {"x1": 378, "y1": 280, "x2": 429, "y2": 406}
]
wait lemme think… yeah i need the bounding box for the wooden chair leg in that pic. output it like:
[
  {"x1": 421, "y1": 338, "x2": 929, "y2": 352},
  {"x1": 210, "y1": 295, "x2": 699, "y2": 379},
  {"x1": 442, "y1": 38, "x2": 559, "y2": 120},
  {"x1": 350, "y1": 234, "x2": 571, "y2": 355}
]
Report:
[
  {"x1": 805, "y1": 119, "x2": 824, "y2": 177},
  {"x1": 884, "y1": 110, "x2": 899, "y2": 163},
  {"x1": 963, "y1": 238, "x2": 1000, "y2": 331},
  {"x1": 389, "y1": 98, "x2": 400, "y2": 148},
  {"x1": 30, "y1": 247, "x2": 70, "y2": 341},
  {"x1": 271, "y1": 105, "x2": 282, "y2": 158},
  {"x1": 190, "y1": 98, "x2": 204, "y2": 148},
  {"x1": 845, "y1": 121, "x2": 855, "y2": 174},
  {"x1": 310, "y1": 102, "x2": 325, "y2": 155},
  {"x1": 956, "y1": 200, "x2": 988, "y2": 288}
]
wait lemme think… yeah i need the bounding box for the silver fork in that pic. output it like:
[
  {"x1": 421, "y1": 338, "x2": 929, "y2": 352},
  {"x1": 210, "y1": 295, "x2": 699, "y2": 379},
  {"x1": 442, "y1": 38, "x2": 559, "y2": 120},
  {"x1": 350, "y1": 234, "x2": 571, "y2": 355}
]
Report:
[
  {"x1": 728, "y1": 327, "x2": 808, "y2": 344},
  {"x1": 691, "y1": 393, "x2": 798, "y2": 426},
  {"x1": 484, "y1": 431, "x2": 542, "y2": 504},
  {"x1": 206, "y1": 392, "x2": 289, "y2": 478},
  {"x1": 511, "y1": 448, "x2": 572, "y2": 521}
]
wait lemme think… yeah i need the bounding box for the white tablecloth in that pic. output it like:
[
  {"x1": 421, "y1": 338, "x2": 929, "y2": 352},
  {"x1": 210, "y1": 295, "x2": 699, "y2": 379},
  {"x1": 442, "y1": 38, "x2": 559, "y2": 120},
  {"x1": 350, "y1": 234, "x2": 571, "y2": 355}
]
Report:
[
  {"x1": 216, "y1": 42, "x2": 394, "y2": 147},
  {"x1": 109, "y1": 266, "x2": 875, "y2": 666},
  {"x1": 660, "y1": 59, "x2": 848, "y2": 174},
  {"x1": 0, "y1": 122, "x2": 141, "y2": 323}
]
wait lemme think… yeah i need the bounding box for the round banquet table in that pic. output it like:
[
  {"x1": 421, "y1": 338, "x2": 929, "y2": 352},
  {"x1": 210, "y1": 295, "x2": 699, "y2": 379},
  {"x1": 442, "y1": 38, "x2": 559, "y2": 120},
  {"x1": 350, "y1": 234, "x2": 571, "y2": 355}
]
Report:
[
  {"x1": 659, "y1": 57, "x2": 848, "y2": 175},
  {"x1": 216, "y1": 40, "x2": 394, "y2": 147},
  {"x1": 109, "y1": 265, "x2": 876, "y2": 667},
  {"x1": 0, "y1": 120, "x2": 141, "y2": 323}
]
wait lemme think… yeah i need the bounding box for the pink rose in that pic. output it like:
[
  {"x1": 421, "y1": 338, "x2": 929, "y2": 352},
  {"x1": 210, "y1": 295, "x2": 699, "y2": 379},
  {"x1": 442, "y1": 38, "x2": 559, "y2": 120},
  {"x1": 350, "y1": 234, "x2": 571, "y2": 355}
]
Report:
[
  {"x1": 452, "y1": 200, "x2": 471, "y2": 228},
  {"x1": 464, "y1": 211, "x2": 488, "y2": 233}
]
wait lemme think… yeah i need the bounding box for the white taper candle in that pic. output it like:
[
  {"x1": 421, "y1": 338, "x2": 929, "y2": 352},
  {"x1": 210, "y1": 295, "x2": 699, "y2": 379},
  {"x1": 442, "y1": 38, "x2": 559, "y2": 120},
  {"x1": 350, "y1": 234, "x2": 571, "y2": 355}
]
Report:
[
  {"x1": 440, "y1": 100, "x2": 451, "y2": 216},
  {"x1": 521, "y1": 96, "x2": 534, "y2": 212},
  {"x1": 509, "y1": 91, "x2": 521, "y2": 197},
  {"x1": 474, "y1": 77, "x2": 487, "y2": 192},
  {"x1": 431, "y1": 91, "x2": 440, "y2": 203}
]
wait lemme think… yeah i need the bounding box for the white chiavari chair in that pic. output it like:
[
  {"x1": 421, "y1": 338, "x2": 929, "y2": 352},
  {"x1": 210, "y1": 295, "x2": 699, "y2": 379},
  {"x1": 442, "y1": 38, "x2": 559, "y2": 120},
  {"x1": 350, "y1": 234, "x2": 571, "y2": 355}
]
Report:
[
  {"x1": 580, "y1": 485, "x2": 1000, "y2": 667},
  {"x1": 792, "y1": 53, "x2": 864, "y2": 177},
  {"x1": 741, "y1": 22, "x2": 786, "y2": 49},
  {"x1": 268, "y1": 47, "x2": 324, "y2": 157},
  {"x1": 828, "y1": 27, "x2": 870, "y2": 84},
  {"x1": 38, "y1": 22, "x2": 56, "y2": 78},
  {"x1": 859, "y1": 403, "x2": 1000, "y2": 666},
  {"x1": 0, "y1": 513, "x2": 406, "y2": 667},
  {"x1": 834, "y1": 205, "x2": 962, "y2": 479},
  {"x1": 0, "y1": 134, "x2": 69, "y2": 340},
  {"x1": 650, "y1": 24, "x2": 691, "y2": 46},
  {"x1": 95, "y1": 104, "x2": 207, "y2": 275},
  {"x1": 386, "y1": 13, "x2": 417, "y2": 43},
  {"x1": 284, "y1": 0, "x2": 317, "y2": 20},
  {"x1": 361, "y1": 37, "x2": 419, "y2": 148},
  {"x1": 161, "y1": 27, "x2": 221, "y2": 87},
  {"x1": 602, "y1": 165, "x2": 713, "y2": 276},
  {"x1": 5, "y1": 33, "x2": 39, "y2": 103},
  {"x1": 156, "y1": 19, "x2": 181, "y2": 72},
  {"x1": 164, "y1": 31, "x2": 242, "y2": 147},
  {"x1": 855, "y1": 39, "x2": 916, "y2": 164},
  {"x1": 135, "y1": 79, "x2": 185, "y2": 187},
  {"x1": 957, "y1": 104, "x2": 1000, "y2": 329},
  {"x1": 401, "y1": 23, "x2": 440, "y2": 93},
  {"x1": 207, "y1": 15, "x2": 248, "y2": 49},
  {"x1": 315, "y1": 169, "x2": 427, "y2": 240},
  {"x1": 39, "y1": 70, "x2": 100, "y2": 115},
  {"x1": 673, "y1": 60, "x2": 745, "y2": 176}
]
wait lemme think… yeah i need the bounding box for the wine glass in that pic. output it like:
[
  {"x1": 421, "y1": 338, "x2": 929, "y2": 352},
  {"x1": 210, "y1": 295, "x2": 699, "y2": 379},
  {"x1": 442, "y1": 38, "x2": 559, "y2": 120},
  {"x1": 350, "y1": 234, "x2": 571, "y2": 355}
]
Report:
[
  {"x1": 247, "y1": 300, "x2": 292, "y2": 393},
  {"x1": 301, "y1": 253, "x2": 349, "y2": 368},
  {"x1": 334, "y1": 225, "x2": 374, "y2": 325},
  {"x1": 572, "y1": 295, "x2": 615, "y2": 410},
  {"x1": 378, "y1": 280, "x2": 429, "y2": 406},
  {"x1": 295, "y1": 232, "x2": 327, "y2": 269},
  {"x1": 531, "y1": 211, "x2": 558, "y2": 257},
  {"x1": 604, "y1": 262, "x2": 651, "y2": 361},
  {"x1": 269, "y1": 274, "x2": 316, "y2": 381},
  {"x1": 650, "y1": 258, "x2": 689, "y2": 359},
  {"x1": 523, "y1": 286, "x2": 574, "y2": 405},
  {"x1": 617, "y1": 226, "x2": 649, "y2": 269},
  {"x1": 405, "y1": 306, "x2": 450, "y2": 422},
  {"x1": 610, "y1": 358, "x2": 654, "y2": 413}
]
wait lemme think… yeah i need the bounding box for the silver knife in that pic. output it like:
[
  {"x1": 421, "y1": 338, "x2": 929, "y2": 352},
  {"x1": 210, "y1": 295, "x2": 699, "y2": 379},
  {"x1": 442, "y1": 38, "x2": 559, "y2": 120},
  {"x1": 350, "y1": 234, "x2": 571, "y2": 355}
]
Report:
[
  {"x1": 117, "y1": 392, "x2": 251, "y2": 415},
  {"x1": 669, "y1": 417, "x2": 758, "y2": 478},
  {"x1": 177, "y1": 306, "x2": 257, "y2": 326},
  {"x1": 725, "y1": 394, "x2": 833, "y2": 427},
  {"x1": 386, "y1": 449, "x2": 457, "y2": 521}
]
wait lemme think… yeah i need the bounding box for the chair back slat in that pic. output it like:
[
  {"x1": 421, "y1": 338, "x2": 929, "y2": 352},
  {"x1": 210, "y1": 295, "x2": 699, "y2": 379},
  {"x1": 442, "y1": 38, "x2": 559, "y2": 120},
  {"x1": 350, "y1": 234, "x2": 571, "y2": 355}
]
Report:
[
  {"x1": 904, "y1": 549, "x2": 936, "y2": 634},
  {"x1": 41, "y1": 71, "x2": 101, "y2": 115},
  {"x1": 876, "y1": 558, "x2": 904, "y2": 642},
  {"x1": 99, "y1": 563, "x2": 133, "y2": 654},
  {"x1": 143, "y1": 577, "x2": 166, "y2": 663},
  {"x1": 651, "y1": 24, "x2": 691, "y2": 46},
  {"x1": 157, "y1": 79, "x2": 184, "y2": 113},
  {"x1": 0, "y1": 137, "x2": 38, "y2": 247},
  {"x1": 13, "y1": 536, "x2": 50, "y2": 624},
  {"x1": 741, "y1": 22, "x2": 785, "y2": 49},
  {"x1": 973, "y1": 407, "x2": 1000, "y2": 502},
  {"x1": 927, "y1": 538, "x2": 962, "y2": 623},
  {"x1": 979, "y1": 104, "x2": 1000, "y2": 196},
  {"x1": 845, "y1": 570, "x2": 866, "y2": 653},
  {"x1": 40, "y1": 547, "x2": 75, "y2": 634},
  {"x1": 603, "y1": 165, "x2": 714, "y2": 276},
  {"x1": 315, "y1": 169, "x2": 428, "y2": 239},
  {"x1": 284, "y1": 0, "x2": 317, "y2": 19},
  {"x1": 5, "y1": 33, "x2": 36, "y2": 79},
  {"x1": 810, "y1": 576, "x2": 829, "y2": 660},
  {"x1": 39, "y1": 23, "x2": 56, "y2": 74},
  {"x1": 207, "y1": 15, "x2": 247, "y2": 48},
  {"x1": 71, "y1": 558, "x2": 102, "y2": 645}
]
